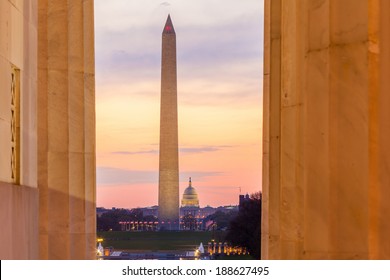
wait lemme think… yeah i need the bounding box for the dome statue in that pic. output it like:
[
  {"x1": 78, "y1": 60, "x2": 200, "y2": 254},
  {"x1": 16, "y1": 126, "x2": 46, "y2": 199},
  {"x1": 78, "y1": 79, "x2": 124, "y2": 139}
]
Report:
[{"x1": 181, "y1": 177, "x2": 199, "y2": 207}]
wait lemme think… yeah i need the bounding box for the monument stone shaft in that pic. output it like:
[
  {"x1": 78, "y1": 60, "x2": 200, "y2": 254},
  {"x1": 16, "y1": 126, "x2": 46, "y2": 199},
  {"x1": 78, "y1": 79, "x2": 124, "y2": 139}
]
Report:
[{"x1": 158, "y1": 15, "x2": 179, "y2": 227}]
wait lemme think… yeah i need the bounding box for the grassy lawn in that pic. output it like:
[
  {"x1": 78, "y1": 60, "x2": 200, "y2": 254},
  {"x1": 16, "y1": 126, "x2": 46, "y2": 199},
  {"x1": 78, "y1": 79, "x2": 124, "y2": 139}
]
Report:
[
  {"x1": 214, "y1": 254, "x2": 255, "y2": 260},
  {"x1": 97, "y1": 231, "x2": 227, "y2": 251}
]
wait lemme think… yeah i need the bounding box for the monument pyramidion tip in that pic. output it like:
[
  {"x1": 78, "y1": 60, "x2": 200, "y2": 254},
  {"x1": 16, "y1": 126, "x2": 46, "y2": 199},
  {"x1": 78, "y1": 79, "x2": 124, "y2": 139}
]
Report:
[{"x1": 163, "y1": 14, "x2": 175, "y2": 34}]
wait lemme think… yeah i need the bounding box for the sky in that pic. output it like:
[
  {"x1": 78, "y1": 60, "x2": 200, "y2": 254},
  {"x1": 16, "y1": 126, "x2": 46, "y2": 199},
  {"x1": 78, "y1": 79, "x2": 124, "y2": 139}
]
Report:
[{"x1": 95, "y1": 0, "x2": 264, "y2": 209}]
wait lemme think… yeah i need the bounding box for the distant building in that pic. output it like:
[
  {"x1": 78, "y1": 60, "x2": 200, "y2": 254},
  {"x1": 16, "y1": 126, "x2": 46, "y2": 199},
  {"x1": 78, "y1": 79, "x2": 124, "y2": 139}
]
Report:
[
  {"x1": 181, "y1": 177, "x2": 199, "y2": 207},
  {"x1": 180, "y1": 178, "x2": 201, "y2": 230},
  {"x1": 239, "y1": 193, "x2": 250, "y2": 210},
  {"x1": 140, "y1": 206, "x2": 158, "y2": 218},
  {"x1": 96, "y1": 207, "x2": 110, "y2": 217},
  {"x1": 200, "y1": 206, "x2": 216, "y2": 218},
  {"x1": 216, "y1": 205, "x2": 238, "y2": 213}
]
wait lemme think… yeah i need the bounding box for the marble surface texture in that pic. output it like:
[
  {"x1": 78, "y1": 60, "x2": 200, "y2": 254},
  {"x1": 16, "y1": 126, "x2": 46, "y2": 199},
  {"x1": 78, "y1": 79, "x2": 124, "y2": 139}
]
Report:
[
  {"x1": 263, "y1": 0, "x2": 390, "y2": 259},
  {"x1": 0, "y1": 0, "x2": 95, "y2": 259}
]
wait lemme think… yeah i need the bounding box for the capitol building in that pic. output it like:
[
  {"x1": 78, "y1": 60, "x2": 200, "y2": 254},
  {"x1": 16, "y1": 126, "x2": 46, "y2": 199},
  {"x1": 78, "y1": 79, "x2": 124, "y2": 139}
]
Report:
[
  {"x1": 181, "y1": 177, "x2": 199, "y2": 207},
  {"x1": 180, "y1": 178, "x2": 202, "y2": 230},
  {"x1": 117, "y1": 177, "x2": 239, "y2": 232}
]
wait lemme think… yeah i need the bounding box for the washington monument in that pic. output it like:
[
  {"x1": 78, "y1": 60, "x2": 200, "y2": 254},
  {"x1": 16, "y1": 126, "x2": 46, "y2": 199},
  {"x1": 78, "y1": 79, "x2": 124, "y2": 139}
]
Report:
[{"x1": 158, "y1": 15, "x2": 179, "y2": 229}]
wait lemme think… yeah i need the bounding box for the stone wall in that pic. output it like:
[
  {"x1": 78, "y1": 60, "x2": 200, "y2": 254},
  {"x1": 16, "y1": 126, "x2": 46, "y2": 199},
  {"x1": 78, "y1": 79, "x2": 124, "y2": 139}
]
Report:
[
  {"x1": 0, "y1": 182, "x2": 38, "y2": 259},
  {"x1": 0, "y1": 0, "x2": 39, "y2": 259}
]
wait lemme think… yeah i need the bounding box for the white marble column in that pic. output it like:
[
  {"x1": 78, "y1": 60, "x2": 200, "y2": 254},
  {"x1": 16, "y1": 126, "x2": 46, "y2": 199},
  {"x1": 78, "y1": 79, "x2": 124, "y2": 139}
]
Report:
[
  {"x1": 38, "y1": 0, "x2": 96, "y2": 260},
  {"x1": 263, "y1": 0, "x2": 390, "y2": 259}
]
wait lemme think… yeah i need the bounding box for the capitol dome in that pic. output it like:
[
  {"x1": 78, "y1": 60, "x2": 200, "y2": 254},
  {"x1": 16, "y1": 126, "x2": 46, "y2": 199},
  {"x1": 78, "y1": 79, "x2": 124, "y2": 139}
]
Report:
[{"x1": 181, "y1": 177, "x2": 199, "y2": 207}]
